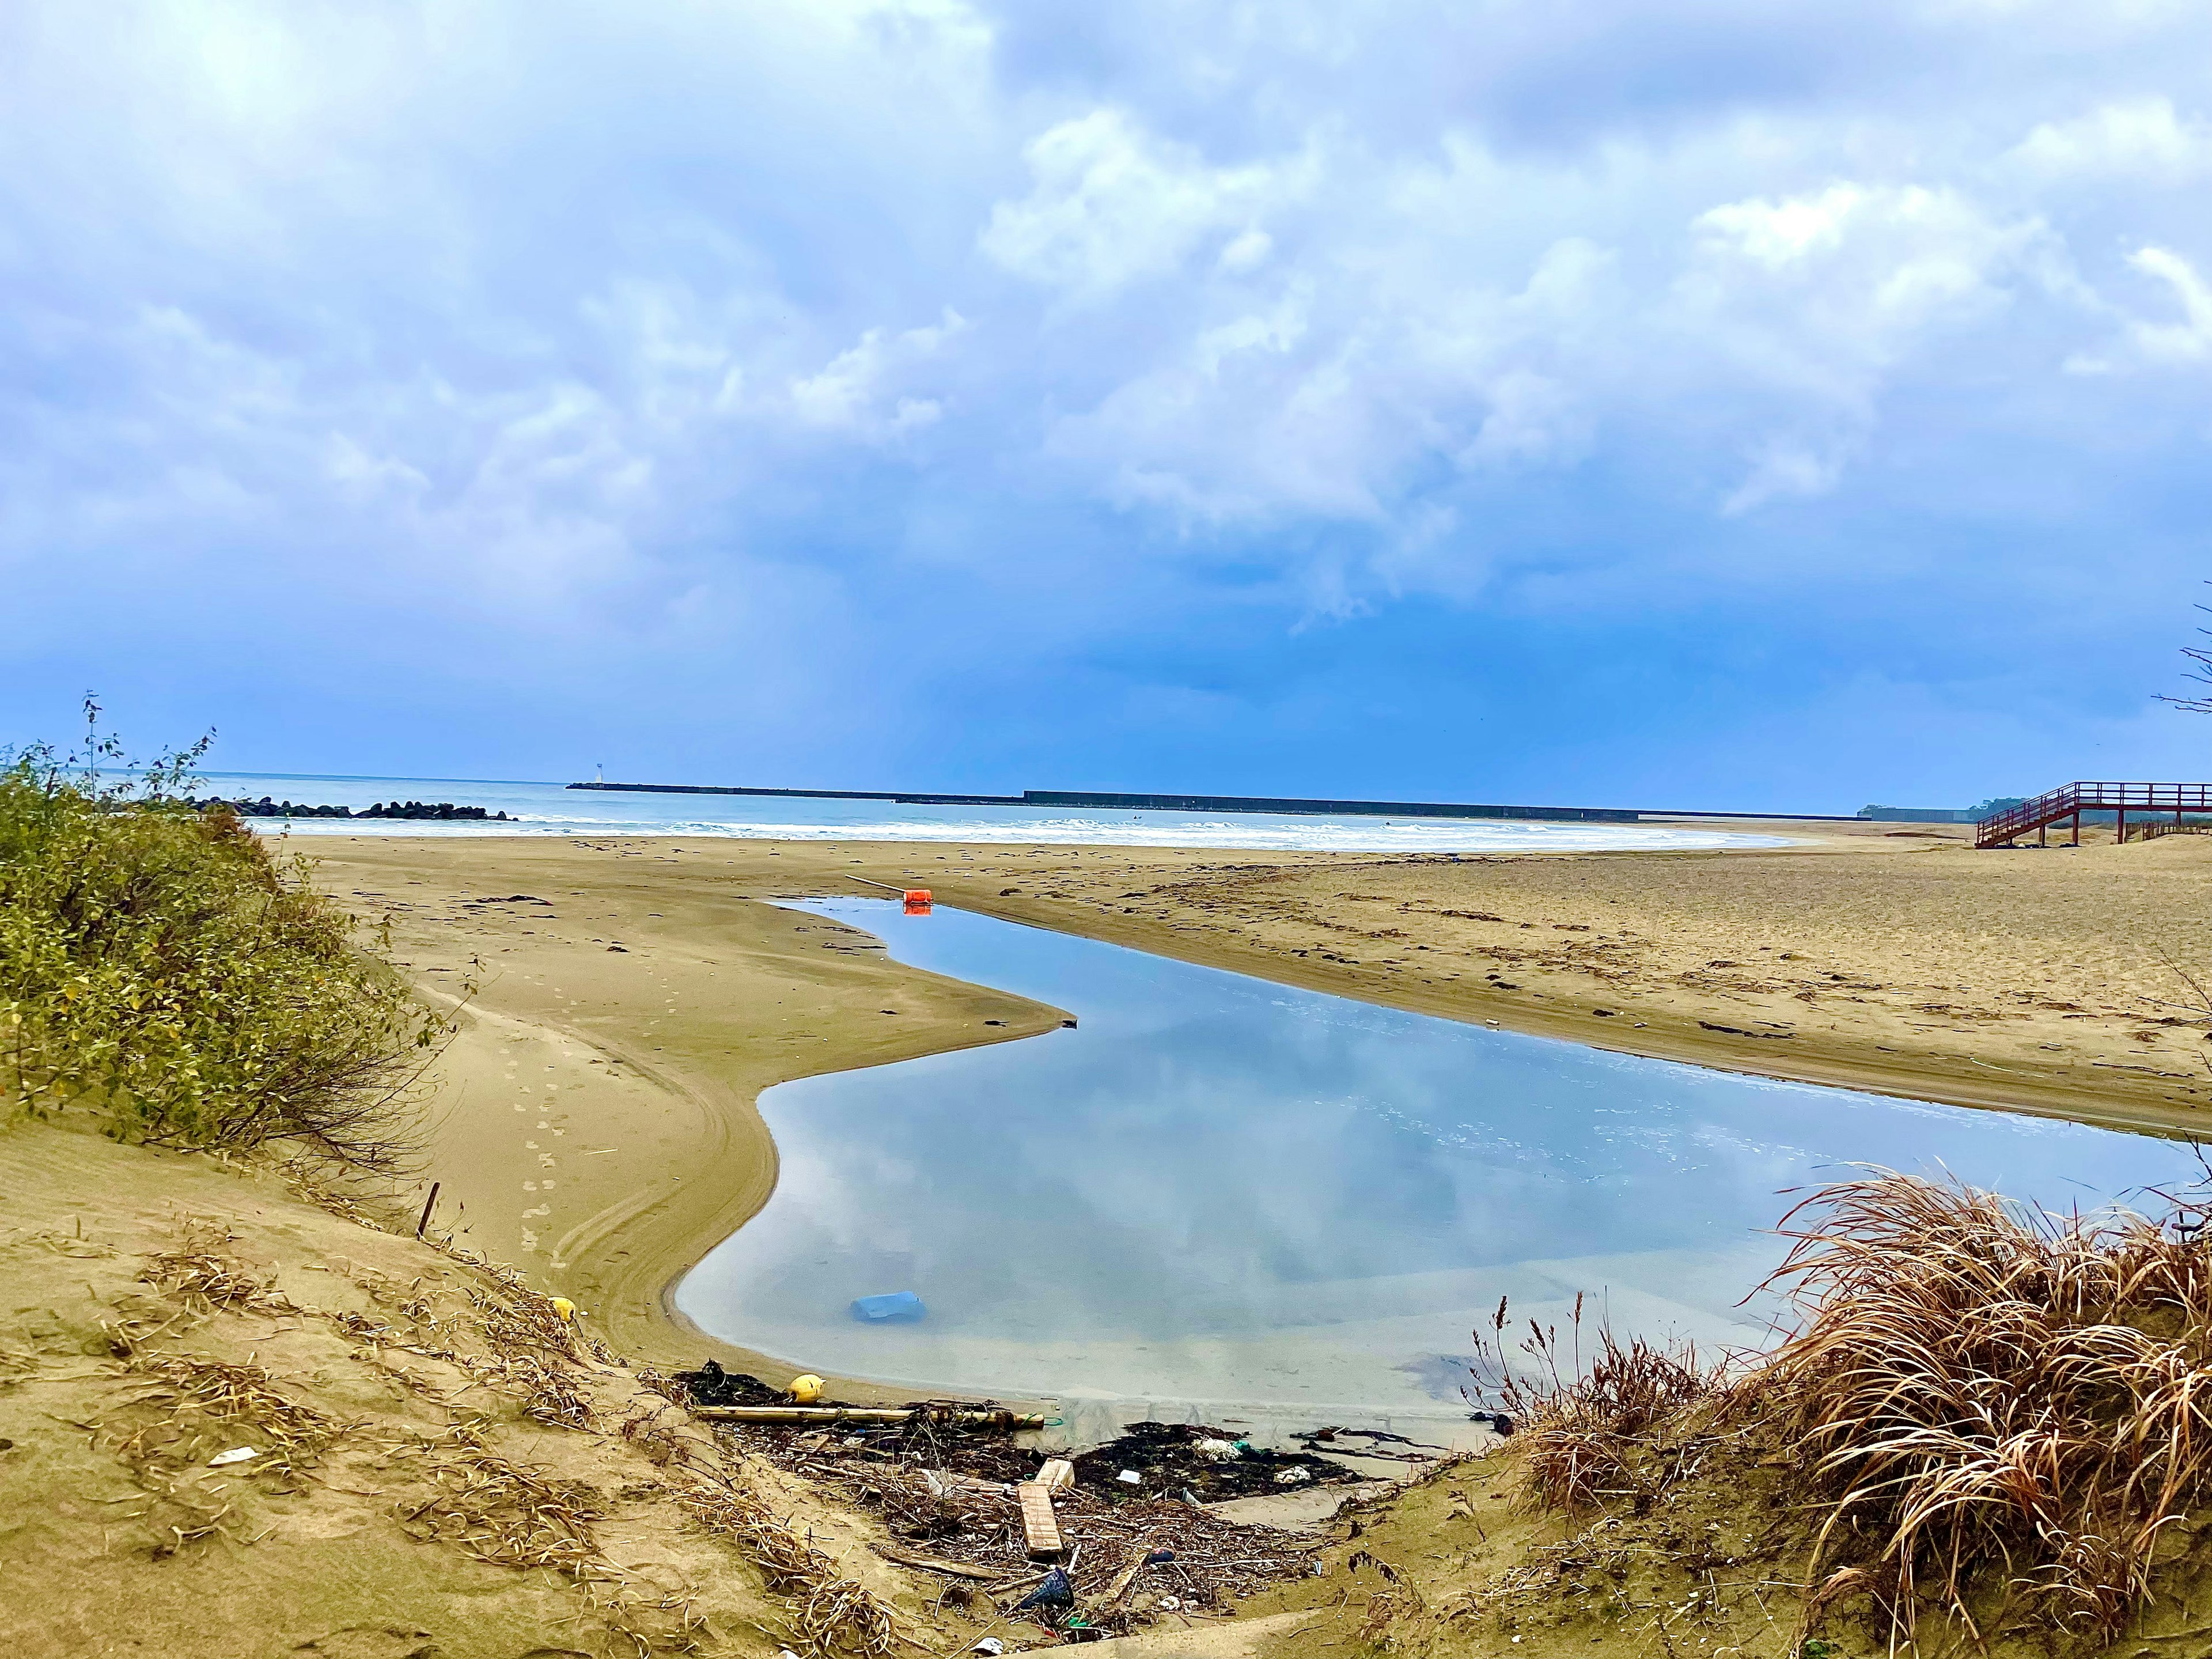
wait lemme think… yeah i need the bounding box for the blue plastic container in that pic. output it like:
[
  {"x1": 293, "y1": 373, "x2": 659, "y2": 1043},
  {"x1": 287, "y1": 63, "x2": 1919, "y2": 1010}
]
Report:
[{"x1": 849, "y1": 1290, "x2": 926, "y2": 1323}]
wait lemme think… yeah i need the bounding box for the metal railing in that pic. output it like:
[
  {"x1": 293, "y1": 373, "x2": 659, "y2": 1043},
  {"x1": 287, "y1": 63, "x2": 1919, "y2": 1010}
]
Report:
[{"x1": 1976, "y1": 782, "x2": 2212, "y2": 849}]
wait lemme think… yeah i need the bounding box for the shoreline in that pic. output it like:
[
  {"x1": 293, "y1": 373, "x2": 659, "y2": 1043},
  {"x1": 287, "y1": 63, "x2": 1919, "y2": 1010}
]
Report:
[{"x1": 305, "y1": 822, "x2": 2212, "y2": 1395}]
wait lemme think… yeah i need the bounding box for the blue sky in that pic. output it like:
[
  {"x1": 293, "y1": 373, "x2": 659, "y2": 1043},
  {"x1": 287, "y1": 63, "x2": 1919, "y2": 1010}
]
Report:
[{"x1": 3, "y1": 1, "x2": 2209, "y2": 809}]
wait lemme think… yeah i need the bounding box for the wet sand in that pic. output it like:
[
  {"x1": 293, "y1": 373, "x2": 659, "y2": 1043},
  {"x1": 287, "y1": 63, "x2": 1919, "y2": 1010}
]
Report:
[{"x1": 306, "y1": 821, "x2": 2212, "y2": 1380}]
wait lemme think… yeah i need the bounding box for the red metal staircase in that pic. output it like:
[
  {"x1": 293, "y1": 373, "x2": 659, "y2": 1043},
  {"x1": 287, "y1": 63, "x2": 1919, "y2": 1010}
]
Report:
[{"x1": 1976, "y1": 782, "x2": 2212, "y2": 849}]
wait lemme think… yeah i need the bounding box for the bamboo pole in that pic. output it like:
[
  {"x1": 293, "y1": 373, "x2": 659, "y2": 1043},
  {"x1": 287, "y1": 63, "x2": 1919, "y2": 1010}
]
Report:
[{"x1": 685, "y1": 1404, "x2": 1046, "y2": 1428}]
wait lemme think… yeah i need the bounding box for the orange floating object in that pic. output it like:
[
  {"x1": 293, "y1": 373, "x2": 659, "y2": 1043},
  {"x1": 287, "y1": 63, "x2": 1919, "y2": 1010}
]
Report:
[{"x1": 903, "y1": 889, "x2": 932, "y2": 914}]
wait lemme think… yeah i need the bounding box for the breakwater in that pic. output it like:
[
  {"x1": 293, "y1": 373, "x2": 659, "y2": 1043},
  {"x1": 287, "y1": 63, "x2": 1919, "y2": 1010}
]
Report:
[
  {"x1": 567, "y1": 781, "x2": 1639, "y2": 824},
  {"x1": 194, "y1": 796, "x2": 512, "y2": 822}
]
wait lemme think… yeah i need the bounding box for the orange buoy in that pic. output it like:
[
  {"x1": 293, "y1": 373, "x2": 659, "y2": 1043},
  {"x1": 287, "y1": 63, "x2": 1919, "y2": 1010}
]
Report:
[{"x1": 903, "y1": 889, "x2": 932, "y2": 914}]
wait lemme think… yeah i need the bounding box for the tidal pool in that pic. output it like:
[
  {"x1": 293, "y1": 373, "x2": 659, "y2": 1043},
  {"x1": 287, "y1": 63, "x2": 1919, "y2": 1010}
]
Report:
[{"x1": 677, "y1": 900, "x2": 2203, "y2": 1431}]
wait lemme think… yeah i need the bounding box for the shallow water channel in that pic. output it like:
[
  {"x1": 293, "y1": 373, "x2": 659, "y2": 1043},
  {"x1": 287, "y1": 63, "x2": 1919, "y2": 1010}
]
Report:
[{"x1": 677, "y1": 899, "x2": 2204, "y2": 1433}]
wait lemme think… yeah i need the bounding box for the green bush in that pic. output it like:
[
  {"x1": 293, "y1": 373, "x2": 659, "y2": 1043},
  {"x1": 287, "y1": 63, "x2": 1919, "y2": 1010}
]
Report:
[{"x1": 0, "y1": 714, "x2": 442, "y2": 1172}]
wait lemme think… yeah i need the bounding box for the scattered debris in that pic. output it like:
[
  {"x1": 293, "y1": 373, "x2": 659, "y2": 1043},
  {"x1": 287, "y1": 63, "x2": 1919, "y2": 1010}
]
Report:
[
  {"x1": 1078, "y1": 1421, "x2": 1358, "y2": 1500},
  {"x1": 1296, "y1": 1423, "x2": 1456, "y2": 1463},
  {"x1": 676, "y1": 1358, "x2": 783, "y2": 1407},
  {"x1": 707, "y1": 1411, "x2": 1335, "y2": 1637}
]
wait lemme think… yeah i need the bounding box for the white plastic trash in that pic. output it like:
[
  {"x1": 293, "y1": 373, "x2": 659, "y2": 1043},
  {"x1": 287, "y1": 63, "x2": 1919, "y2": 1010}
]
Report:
[
  {"x1": 1273, "y1": 1466, "x2": 1312, "y2": 1485},
  {"x1": 973, "y1": 1641, "x2": 1006, "y2": 1656},
  {"x1": 1116, "y1": 1469, "x2": 1142, "y2": 1484},
  {"x1": 209, "y1": 1446, "x2": 259, "y2": 1467},
  {"x1": 1194, "y1": 1437, "x2": 1240, "y2": 1461}
]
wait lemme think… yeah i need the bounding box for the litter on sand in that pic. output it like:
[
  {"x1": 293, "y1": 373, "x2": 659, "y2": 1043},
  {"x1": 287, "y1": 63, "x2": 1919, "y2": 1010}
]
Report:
[
  {"x1": 209, "y1": 1446, "x2": 259, "y2": 1467},
  {"x1": 695, "y1": 1406, "x2": 1376, "y2": 1638},
  {"x1": 675, "y1": 1359, "x2": 783, "y2": 1407},
  {"x1": 850, "y1": 1291, "x2": 926, "y2": 1323},
  {"x1": 1014, "y1": 1567, "x2": 1074, "y2": 1611}
]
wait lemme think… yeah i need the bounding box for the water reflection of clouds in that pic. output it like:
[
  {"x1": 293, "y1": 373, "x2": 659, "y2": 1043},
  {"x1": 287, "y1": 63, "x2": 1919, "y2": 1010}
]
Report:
[{"x1": 677, "y1": 900, "x2": 2206, "y2": 1410}]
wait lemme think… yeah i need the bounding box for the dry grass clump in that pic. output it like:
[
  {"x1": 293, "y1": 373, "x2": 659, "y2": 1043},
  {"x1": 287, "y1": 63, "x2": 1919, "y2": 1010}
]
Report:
[
  {"x1": 115, "y1": 1347, "x2": 352, "y2": 1469},
  {"x1": 141, "y1": 1216, "x2": 296, "y2": 1316},
  {"x1": 1756, "y1": 1171, "x2": 2212, "y2": 1646},
  {"x1": 92, "y1": 1344, "x2": 359, "y2": 1555},
  {"x1": 1469, "y1": 1292, "x2": 1719, "y2": 1513},
  {"x1": 471, "y1": 1279, "x2": 586, "y2": 1365},
  {"x1": 397, "y1": 1444, "x2": 605, "y2": 1576},
  {"x1": 675, "y1": 1469, "x2": 902, "y2": 1659},
  {"x1": 1473, "y1": 1172, "x2": 2212, "y2": 1646},
  {"x1": 392, "y1": 1435, "x2": 703, "y2": 1655}
]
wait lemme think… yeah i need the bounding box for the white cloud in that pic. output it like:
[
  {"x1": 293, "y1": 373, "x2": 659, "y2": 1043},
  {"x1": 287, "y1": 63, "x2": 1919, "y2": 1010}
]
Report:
[
  {"x1": 2011, "y1": 97, "x2": 2212, "y2": 181},
  {"x1": 1722, "y1": 440, "x2": 1849, "y2": 515},
  {"x1": 980, "y1": 109, "x2": 1300, "y2": 298},
  {"x1": 1460, "y1": 370, "x2": 1586, "y2": 467},
  {"x1": 788, "y1": 311, "x2": 968, "y2": 437},
  {"x1": 2126, "y1": 246, "x2": 2212, "y2": 361},
  {"x1": 0, "y1": 0, "x2": 2209, "y2": 684},
  {"x1": 1675, "y1": 181, "x2": 2056, "y2": 491},
  {"x1": 1217, "y1": 229, "x2": 1274, "y2": 274}
]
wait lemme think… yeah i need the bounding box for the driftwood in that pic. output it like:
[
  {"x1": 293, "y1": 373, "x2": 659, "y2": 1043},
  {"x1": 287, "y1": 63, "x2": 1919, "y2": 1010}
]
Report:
[
  {"x1": 687, "y1": 1405, "x2": 1046, "y2": 1429},
  {"x1": 871, "y1": 1542, "x2": 1009, "y2": 1581}
]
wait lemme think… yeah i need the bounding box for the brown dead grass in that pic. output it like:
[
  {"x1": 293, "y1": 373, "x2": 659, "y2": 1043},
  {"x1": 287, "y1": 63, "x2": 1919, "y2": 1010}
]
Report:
[
  {"x1": 1756, "y1": 1170, "x2": 2212, "y2": 1647},
  {"x1": 1469, "y1": 1293, "x2": 1721, "y2": 1515},
  {"x1": 1450, "y1": 1169, "x2": 2212, "y2": 1653}
]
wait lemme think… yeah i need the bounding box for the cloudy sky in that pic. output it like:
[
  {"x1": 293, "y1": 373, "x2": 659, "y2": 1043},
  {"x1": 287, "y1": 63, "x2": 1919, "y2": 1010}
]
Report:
[{"x1": 3, "y1": 0, "x2": 2209, "y2": 809}]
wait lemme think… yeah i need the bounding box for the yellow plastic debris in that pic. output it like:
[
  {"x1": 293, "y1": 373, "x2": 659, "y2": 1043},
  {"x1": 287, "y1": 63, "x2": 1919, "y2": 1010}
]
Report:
[
  {"x1": 789, "y1": 1373, "x2": 826, "y2": 1403},
  {"x1": 551, "y1": 1297, "x2": 576, "y2": 1323}
]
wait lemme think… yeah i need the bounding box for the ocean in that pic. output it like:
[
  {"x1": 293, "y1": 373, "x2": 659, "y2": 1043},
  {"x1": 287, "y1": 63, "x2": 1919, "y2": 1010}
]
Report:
[{"x1": 195, "y1": 772, "x2": 1791, "y2": 855}]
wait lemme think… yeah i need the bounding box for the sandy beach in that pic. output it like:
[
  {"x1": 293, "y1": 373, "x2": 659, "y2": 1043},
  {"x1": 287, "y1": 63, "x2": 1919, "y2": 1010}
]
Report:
[{"x1": 305, "y1": 820, "x2": 2212, "y2": 1382}]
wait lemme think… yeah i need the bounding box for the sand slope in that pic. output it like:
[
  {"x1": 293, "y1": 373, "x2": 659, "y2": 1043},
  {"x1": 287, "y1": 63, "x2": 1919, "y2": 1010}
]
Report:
[{"x1": 0, "y1": 1123, "x2": 938, "y2": 1659}]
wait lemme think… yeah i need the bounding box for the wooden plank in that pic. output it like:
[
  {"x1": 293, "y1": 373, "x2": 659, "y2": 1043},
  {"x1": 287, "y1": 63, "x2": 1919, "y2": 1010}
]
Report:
[{"x1": 1017, "y1": 1480, "x2": 1064, "y2": 1558}]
